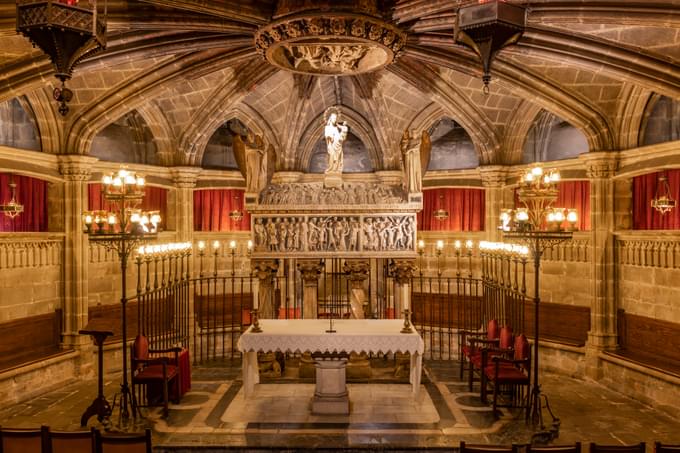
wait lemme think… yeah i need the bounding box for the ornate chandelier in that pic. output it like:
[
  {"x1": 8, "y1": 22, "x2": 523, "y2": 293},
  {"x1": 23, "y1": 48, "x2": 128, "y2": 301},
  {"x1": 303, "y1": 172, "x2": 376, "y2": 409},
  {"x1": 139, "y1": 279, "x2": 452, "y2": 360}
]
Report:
[
  {"x1": 229, "y1": 195, "x2": 244, "y2": 223},
  {"x1": 254, "y1": 0, "x2": 406, "y2": 76},
  {"x1": 454, "y1": 0, "x2": 526, "y2": 94},
  {"x1": 651, "y1": 174, "x2": 676, "y2": 215},
  {"x1": 433, "y1": 194, "x2": 449, "y2": 221},
  {"x1": 16, "y1": 0, "x2": 107, "y2": 115},
  {"x1": 500, "y1": 166, "x2": 578, "y2": 233},
  {"x1": 0, "y1": 175, "x2": 24, "y2": 219}
]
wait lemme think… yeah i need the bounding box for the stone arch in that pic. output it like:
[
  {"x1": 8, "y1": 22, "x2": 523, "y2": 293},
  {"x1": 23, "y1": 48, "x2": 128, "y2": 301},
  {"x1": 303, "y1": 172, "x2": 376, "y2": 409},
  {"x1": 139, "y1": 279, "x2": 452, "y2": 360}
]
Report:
[
  {"x1": 89, "y1": 110, "x2": 158, "y2": 165},
  {"x1": 296, "y1": 107, "x2": 381, "y2": 173},
  {"x1": 24, "y1": 90, "x2": 63, "y2": 154},
  {"x1": 640, "y1": 94, "x2": 680, "y2": 147},
  {"x1": 521, "y1": 110, "x2": 590, "y2": 164},
  {"x1": 0, "y1": 96, "x2": 41, "y2": 151},
  {"x1": 136, "y1": 103, "x2": 177, "y2": 166}
]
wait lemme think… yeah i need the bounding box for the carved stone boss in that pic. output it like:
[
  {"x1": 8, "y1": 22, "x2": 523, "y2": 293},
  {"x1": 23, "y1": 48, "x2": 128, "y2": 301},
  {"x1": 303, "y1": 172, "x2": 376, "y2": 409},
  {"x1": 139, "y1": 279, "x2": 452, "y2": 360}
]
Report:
[{"x1": 251, "y1": 214, "x2": 416, "y2": 257}]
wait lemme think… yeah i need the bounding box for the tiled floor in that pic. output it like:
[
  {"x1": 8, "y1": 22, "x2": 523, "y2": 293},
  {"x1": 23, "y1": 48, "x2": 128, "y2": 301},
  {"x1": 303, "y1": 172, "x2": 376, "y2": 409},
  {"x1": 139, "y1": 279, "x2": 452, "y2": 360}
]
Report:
[{"x1": 1, "y1": 359, "x2": 679, "y2": 451}]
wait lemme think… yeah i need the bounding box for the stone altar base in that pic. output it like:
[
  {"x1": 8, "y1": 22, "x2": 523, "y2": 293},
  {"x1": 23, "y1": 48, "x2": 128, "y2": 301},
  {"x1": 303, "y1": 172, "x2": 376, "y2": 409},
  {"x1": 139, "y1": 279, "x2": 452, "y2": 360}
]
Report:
[
  {"x1": 323, "y1": 173, "x2": 343, "y2": 188},
  {"x1": 311, "y1": 358, "x2": 349, "y2": 415}
]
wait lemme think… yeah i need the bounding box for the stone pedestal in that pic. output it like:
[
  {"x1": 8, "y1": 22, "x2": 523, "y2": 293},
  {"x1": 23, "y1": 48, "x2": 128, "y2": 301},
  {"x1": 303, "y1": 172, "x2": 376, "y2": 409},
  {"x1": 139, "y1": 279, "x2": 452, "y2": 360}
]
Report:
[
  {"x1": 324, "y1": 173, "x2": 342, "y2": 188},
  {"x1": 311, "y1": 358, "x2": 349, "y2": 415},
  {"x1": 298, "y1": 260, "x2": 324, "y2": 319}
]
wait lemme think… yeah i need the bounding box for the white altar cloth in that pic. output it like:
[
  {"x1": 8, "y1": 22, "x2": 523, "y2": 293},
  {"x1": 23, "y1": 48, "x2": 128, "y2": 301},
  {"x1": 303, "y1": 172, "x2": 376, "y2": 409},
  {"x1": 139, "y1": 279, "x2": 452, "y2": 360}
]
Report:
[{"x1": 237, "y1": 319, "x2": 424, "y2": 397}]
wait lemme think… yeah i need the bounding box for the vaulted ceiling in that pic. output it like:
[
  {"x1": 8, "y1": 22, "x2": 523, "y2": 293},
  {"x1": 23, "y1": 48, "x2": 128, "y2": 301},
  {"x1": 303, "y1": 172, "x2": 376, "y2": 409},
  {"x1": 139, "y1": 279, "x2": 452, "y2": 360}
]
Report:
[{"x1": 1, "y1": 1, "x2": 678, "y2": 171}]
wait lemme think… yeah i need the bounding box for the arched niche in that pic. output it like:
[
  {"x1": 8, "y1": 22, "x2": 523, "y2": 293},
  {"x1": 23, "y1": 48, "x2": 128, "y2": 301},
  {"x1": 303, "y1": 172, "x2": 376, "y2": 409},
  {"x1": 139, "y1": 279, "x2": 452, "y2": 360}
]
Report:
[
  {"x1": 90, "y1": 110, "x2": 158, "y2": 164},
  {"x1": 641, "y1": 95, "x2": 680, "y2": 146},
  {"x1": 201, "y1": 119, "x2": 243, "y2": 170},
  {"x1": 522, "y1": 110, "x2": 589, "y2": 163},
  {"x1": 308, "y1": 131, "x2": 373, "y2": 174},
  {"x1": 0, "y1": 97, "x2": 40, "y2": 151},
  {"x1": 426, "y1": 118, "x2": 478, "y2": 171}
]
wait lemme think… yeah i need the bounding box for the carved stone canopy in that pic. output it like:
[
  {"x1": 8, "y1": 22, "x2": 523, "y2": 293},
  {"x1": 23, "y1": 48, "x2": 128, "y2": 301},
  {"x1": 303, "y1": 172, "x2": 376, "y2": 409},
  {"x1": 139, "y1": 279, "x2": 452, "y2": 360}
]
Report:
[{"x1": 255, "y1": 0, "x2": 406, "y2": 76}]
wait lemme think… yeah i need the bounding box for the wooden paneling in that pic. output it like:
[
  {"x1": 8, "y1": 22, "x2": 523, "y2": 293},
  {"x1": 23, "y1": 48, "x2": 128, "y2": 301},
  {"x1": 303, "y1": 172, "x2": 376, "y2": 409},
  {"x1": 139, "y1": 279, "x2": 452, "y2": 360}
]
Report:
[
  {"x1": 524, "y1": 302, "x2": 590, "y2": 346},
  {"x1": 412, "y1": 293, "x2": 483, "y2": 328},
  {"x1": 616, "y1": 310, "x2": 680, "y2": 374},
  {"x1": 0, "y1": 309, "x2": 65, "y2": 370},
  {"x1": 194, "y1": 293, "x2": 253, "y2": 329},
  {"x1": 88, "y1": 301, "x2": 139, "y2": 343}
]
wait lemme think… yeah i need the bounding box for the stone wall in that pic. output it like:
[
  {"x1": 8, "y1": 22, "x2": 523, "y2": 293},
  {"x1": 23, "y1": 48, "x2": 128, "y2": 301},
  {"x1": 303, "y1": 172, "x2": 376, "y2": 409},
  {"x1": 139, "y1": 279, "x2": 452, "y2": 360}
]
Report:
[{"x1": 0, "y1": 235, "x2": 63, "y2": 322}]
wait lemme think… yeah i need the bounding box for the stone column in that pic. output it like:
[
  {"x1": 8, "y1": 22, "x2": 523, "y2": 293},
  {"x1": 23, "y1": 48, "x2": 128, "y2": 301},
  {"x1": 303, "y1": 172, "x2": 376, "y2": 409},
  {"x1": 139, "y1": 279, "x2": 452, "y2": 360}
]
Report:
[
  {"x1": 58, "y1": 155, "x2": 98, "y2": 348},
  {"x1": 343, "y1": 260, "x2": 370, "y2": 319},
  {"x1": 170, "y1": 167, "x2": 201, "y2": 242},
  {"x1": 252, "y1": 259, "x2": 279, "y2": 319},
  {"x1": 582, "y1": 152, "x2": 619, "y2": 378},
  {"x1": 298, "y1": 259, "x2": 324, "y2": 319},
  {"x1": 389, "y1": 260, "x2": 417, "y2": 317},
  {"x1": 479, "y1": 165, "x2": 509, "y2": 241}
]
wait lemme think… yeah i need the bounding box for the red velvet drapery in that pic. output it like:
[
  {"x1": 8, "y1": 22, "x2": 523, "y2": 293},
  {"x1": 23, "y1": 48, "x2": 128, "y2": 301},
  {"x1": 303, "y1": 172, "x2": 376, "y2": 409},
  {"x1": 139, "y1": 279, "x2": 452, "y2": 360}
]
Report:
[
  {"x1": 193, "y1": 189, "x2": 250, "y2": 232},
  {"x1": 0, "y1": 173, "x2": 48, "y2": 232},
  {"x1": 514, "y1": 180, "x2": 591, "y2": 231},
  {"x1": 633, "y1": 170, "x2": 680, "y2": 230},
  {"x1": 88, "y1": 183, "x2": 168, "y2": 228},
  {"x1": 418, "y1": 188, "x2": 485, "y2": 231}
]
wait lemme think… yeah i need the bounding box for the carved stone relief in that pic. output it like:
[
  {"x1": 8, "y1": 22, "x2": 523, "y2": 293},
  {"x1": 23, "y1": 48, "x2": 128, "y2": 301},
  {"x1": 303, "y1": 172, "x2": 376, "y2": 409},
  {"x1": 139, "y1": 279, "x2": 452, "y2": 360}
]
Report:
[
  {"x1": 252, "y1": 214, "x2": 416, "y2": 255},
  {"x1": 259, "y1": 181, "x2": 407, "y2": 205}
]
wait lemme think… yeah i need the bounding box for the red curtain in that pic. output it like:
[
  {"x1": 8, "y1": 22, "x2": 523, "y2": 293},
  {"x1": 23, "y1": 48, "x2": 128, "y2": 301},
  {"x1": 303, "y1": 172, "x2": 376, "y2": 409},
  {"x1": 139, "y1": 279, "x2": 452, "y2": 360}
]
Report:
[
  {"x1": 418, "y1": 188, "x2": 485, "y2": 231},
  {"x1": 514, "y1": 181, "x2": 591, "y2": 231},
  {"x1": 0, "y1": 173, "x2": 48, "y2": 232},
  {"x1": 88, "y1": 183, "x2": 168, "y2": 227},
  {"x1": 193, "y1": 189, "x2": 250, "y2": 232},
  {"x1": 633, "y1": 170, "x2": 680, "y2": 230}
]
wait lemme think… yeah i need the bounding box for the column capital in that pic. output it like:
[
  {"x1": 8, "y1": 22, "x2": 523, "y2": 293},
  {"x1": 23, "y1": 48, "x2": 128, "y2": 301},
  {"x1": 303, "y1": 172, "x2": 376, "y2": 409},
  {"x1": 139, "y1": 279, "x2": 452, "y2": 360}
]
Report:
[
  {"x1": 171, "y1": 166, "x2": 202, "y2": 188},
  {"x1": 252, "y1": 259, "x2": 279, "y2": 281},
  {"x1": 389, "y1": 259, "x2": 417, "y2": 285},
  {"x1": 343, "y1": 260, "x2": 370, "y2": 283},
  {"x1": 478, "y1": 165, "x2": 510, "y2": 188},
  {"x1": 58, "y1": 155, "x2": 98, "y2": 181},
  {"x1": 298, "y1": 259, "x2": 324, "y2": 283},
  {"x1": 580, "y1": 152, "x2": 619, "y2": 179}
]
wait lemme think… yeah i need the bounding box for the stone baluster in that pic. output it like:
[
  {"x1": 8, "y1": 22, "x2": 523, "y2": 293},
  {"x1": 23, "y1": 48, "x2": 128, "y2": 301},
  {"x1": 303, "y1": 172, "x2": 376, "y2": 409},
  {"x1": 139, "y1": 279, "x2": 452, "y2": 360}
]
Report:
[
  {"x1": 343, "y1": 260, "x2": 370, "y2": 319},
  {"x1": 298, "y1": 259, "x2": 324, "y2": 319},
  {"x1": 252, "y1": 259, "x2": 279, "y2": 319},
  {"x1": 583, "y1": 153, "x2": 619, "y2": 378}
]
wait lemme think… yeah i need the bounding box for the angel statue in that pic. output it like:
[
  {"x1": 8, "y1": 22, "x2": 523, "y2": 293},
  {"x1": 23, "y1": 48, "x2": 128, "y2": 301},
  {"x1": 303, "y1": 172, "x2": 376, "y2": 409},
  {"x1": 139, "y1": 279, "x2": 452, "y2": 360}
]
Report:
[{"x1": 324, "y1": 106, "x2": 348, "y2": 175}]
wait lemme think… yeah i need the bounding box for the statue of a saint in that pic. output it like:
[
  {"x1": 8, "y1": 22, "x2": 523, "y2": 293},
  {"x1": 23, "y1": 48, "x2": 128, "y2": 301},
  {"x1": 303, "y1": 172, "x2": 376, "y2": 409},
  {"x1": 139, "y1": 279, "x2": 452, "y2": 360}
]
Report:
[
  {"x1": 400, "y1": 129, "x2": 423, "y2": 194},
  {"x1": 245, "y1": 133, "x2": 265, "y2": 193},
  {"x1": 324, "y1": 107, "x2": 348, "y2": 175}
]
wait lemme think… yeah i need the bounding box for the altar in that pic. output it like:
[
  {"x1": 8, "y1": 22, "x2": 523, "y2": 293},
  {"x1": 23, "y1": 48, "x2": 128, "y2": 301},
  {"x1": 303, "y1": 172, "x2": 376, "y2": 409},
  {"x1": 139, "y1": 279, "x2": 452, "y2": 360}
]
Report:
[{"x1": 237, "y1": 319, "x2": 424, "y2": 399}]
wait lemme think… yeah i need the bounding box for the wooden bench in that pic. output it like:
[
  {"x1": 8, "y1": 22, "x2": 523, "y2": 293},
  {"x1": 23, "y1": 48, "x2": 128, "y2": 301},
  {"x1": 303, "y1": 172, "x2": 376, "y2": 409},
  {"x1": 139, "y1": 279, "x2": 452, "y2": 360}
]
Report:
[
  {"x1": 194, "y1": 293, "x2": 253, "y2": 330},
  {"x1": 608, "y1": 310, "x2": 680, "y2": 377},
  {"x1": 412, "y1": 293, "x2": 483, "y2": 328},
  {"x1": 0, "y1": 309, "x2": 69, "y2": 372},
  {"x1": 524, "y1": 302, "x2": 590, "y2": 347},
  {"x1": 88, "y1": 301, "x2": 140, "y2": 343}
]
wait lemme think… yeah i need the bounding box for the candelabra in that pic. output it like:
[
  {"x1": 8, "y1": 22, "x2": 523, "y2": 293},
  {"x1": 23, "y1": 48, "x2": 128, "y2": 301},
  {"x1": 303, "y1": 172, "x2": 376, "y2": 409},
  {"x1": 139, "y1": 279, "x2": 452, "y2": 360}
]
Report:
[
  {"x1": 82, "y1": 168, "x2": 160, "y2": 427},
  {"x1": 501, "y1": 165, "x2": 577, "y2": 440},
  {"x1": 436, "y1": 240, "x2": 444, "y2": 276},
  {"x1": 417, "y1": 240, "x2": 425, "y2": 277}
]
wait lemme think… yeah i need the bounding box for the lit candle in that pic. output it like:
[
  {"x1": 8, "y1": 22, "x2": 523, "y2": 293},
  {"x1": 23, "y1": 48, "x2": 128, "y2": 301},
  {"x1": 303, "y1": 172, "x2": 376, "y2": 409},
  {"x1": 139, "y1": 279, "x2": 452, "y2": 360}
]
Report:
[
  {"x1": 454, "y1": 240, "x2": 461, "y2": 249},
  {"x1": 102, "y1": 175, "x2": 112, "y2": 185},
  {"x1": 436, "y1": 240, "x2": 444, "y2": 251},
  {"x1": 198, "y1": 241, "x2": 205, "y2": 250},
  {"x1": 229, "y1": 240, "x2": 237, "y2": 250},
  {"x1": 567, "y1": 209, "x2": 578, "y2": 224},
  {"x1": 136, "y1": 176, "x2": 145, "y2": 186},
  {"x1": 247, "y1": 240, "x2": 253, "y2": 250},
  {"x1": 83, "y1": 213, "x2": 93, "y2": 225},
  {"x1": 465, "y1": 240, "x2": 473, "y2": 249},
  {"x1": 107, "y1": 213, "x2": 116, "y2": 225},
  {"x1": 137, "y1": 246, "x2": 145, "y2": 255},
  {"x1": 418, "y1": 239, "x2": 425, "y2": 250},
  {"x1": 212, "y1": 240, "x2": 220, "y2": 250}
]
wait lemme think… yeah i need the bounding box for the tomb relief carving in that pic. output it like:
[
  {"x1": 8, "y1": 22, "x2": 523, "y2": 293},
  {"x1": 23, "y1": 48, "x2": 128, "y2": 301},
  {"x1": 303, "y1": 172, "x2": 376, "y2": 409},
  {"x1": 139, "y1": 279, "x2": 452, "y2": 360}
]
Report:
[
  {"x1": 252, "y1": 215, "x2": 416, "y2": 255},
  {"x1": 259, "y1": 181, "x2": 406, "y2": 205}
]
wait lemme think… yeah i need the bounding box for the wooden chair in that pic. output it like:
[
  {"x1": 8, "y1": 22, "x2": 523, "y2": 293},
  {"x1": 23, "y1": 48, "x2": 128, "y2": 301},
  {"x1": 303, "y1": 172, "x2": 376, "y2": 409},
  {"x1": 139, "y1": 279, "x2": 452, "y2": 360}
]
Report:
[
  {"x1": 0, "y1": 426, "x2": 48, "y2": 453},
  {"x1": 130, "y1": 334, "x2": 181, "y2": 417},
  {"x1": 655, "y1": 443, "x2": 680, "y2": 453},
  {"x1": 590, "y1": 443, "x2": 646, "y2": 453},
  {"x1": 459, "y1": 318, "x2": 499, "y2": 380},
  {"x1": 482, "y1": 333, "x2": 531, "y2": 415},
  {"x1": 470, "y1": 325, "x2": 513, "y2": 391},
  {"x1": 46, "y1": 428, "x2": 96, "y2": 453},
  {"x1": 527, "y1": 443, "x2": 582, "y2": 453},
  {"x1": 460, "y1": 440, "x2": 520, "y2": 453},
  {"x1": 94, "y1": 428, "x2": 152, "y2": 453}
]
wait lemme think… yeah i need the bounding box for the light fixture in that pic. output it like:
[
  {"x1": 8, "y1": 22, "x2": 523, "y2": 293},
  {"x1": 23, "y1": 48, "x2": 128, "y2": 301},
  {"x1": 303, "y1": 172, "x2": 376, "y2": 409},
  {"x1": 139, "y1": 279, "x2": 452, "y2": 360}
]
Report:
[
  {"x1": 0, "y1": 175, "x2": 24, "y2": 219},
  {"x1": 651, "y1": 174, "x2": 676, "y2": 215},
  {"x1": 454, "y1": 0, "x2": 526, "y2": 94},
  {"x1": 434, "y1": 194, "x2": 449, "y2": 221},
  {"x1": 229, "y1": 194, "x2": 244, "y2": 223},
  {"x1": 16, "y1": 0, "x2": 107, "y2": 115}
]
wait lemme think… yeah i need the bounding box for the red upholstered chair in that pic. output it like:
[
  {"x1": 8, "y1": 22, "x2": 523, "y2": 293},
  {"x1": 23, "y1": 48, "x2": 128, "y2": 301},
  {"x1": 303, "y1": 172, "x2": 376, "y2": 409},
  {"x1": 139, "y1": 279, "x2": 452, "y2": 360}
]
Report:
[
  {"x1": 656, "y1": 443, "x2": 680, "y2": 453},
  {"x1": 0, "y1": 426, "x2": 48, "y2": 453},
  {"x1": 590, "y1": 443, "x2": 646, "y2": 453},
  {"x1": 459, "y1": 440, "x2": 520, "y2": 453},
  {"x1": 47, "y1": 428, "x2": 96, "y2": 453},
  {"x1": 95, "y1": 428, "x2": 152, "y2": 453},
  {"x1": 459, "y1": 319, "x2": 499, "y2": 380},
  {"x1": 527, "y1": 443, "x2": 582, "y2": 453},
  {"x1": 130, "y1": 334, "x2": 181, "y2": 417},
  {"x1": 482, "y1": 333, "x2": 531, "y2": 415},
  {"x1": 470, "y1": 325, "x2": 513, "y2": 391}
]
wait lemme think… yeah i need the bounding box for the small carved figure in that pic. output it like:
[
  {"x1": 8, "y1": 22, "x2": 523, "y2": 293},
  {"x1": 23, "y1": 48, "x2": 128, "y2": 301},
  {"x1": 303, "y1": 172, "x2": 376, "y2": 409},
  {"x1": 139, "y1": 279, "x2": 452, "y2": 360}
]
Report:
[{"x1": 324, "y1": 106, "x2": 348, "y2": 175}]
